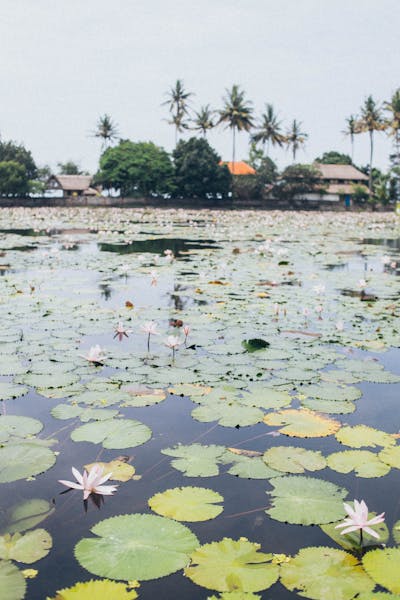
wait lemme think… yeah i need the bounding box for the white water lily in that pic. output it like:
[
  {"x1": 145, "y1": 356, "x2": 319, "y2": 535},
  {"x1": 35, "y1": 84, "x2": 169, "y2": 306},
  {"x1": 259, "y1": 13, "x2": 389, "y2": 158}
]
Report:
[
  {"x1": 335, "y1": 499, "x2": 385, "y2": 540},
  {"x1": 59, "y1": 464, "x2": 118, "y2": 500}
]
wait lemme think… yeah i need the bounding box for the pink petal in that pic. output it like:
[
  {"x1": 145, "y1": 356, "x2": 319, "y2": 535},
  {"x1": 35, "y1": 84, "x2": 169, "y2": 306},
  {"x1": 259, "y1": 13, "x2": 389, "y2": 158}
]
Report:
[
  {"x1": 83, "y1": 489, "x2": 91, "y2": 500},
  {"x1": 363, "y1": 527, "x2": 381, "y2": 539},
  {"x1": 71, "y1": 467, "x2": 84, "y2": 485},
  {"x1": 367, "y1": 513, "x2": 385, "y2": 525},
  {"x1": 96, "y1": 471, "x2": 113, "y2": 486},
  {"x1": 94, "y1": 485, "x2": 118, "y2": 495},
  {"x1": 58, "y1": 479, "x2": 84, "y2": 491},
  {"x1": 338, "y1": 525, "x2": 361, "y2": 535}
]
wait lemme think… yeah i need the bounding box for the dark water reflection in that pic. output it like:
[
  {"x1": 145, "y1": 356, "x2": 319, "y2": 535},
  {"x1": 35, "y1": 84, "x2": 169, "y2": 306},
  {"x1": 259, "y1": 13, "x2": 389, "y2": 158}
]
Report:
[{"x1": 99, "y1": 238, "x2": 221, "y2": 255}]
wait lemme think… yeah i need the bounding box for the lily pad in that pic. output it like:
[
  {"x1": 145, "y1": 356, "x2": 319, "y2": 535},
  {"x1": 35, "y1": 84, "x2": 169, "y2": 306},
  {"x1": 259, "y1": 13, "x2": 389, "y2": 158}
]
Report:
[
  {"x1": 71, "y1": 418, "x2": 151, "y2": 449},
  {"x1": 0, "y1": 499, "x2": 54, "y2": 534},
  {"x1": 184, "y1": 537, "x2": 279, "y2": 592},
  {"x1": 47, "y1": 579, "x2": 138, "y2": 599},
  {"x1": 227, "y1": 455, "x2": 281, "y2": 479},
  {"x1": 263, "y1": 409, "x2": 340, "y2": 438},
  {"x1": 0, "y1": 529, "x2": 52, "y2": 563},
  {"x1": 327, "y1": 450, "x2": 390, "y2": 478},
  {"x1": 280, "y1": 546, "x2": 374, "y2": 599},
  {"x1": 321, "y1": 513, "x2": 389, "y2": 550},
  {"x1": 0, "y1": 383, "x2": 28, "y2": 401},
  {"x1": 161, "y1": 444, "x2": 229, "y2": 477},
  {"x1": 192, "y1": 403, "x2": 264, "y2": 428},
  {"x1": 266, "y1": 475, "x2": 348, "y2": 525},
  {"x1": 149, "y1": 487, "x2": 223, "y2": 521},
  {"x1": 263, "y1": 446, "x2": 326, "y2": 474},
  {"x1": 363, "y1": 548, "x2": 400, "y2": 594},
  {"x1": 0, "y1": 443, "x2": 56, "y2": 482},
  {"x1": 0, "y1": 416, "x2": 43, "y2": 444},
  {"x1": 335, "y1": 425, "x2": 396, "y2": 449},
  {"x1": 0, "y1": 560, "x2": 26, "y2": 600},
  {"x1": 379, "y1": 446, "x2": 400, "y2": 469},
  {"x1": 84, "y1": 460, "x2": 135, "y2": 482},
  {"x1": 75, "y1": 513, "x2": 199, "y2": 580}
]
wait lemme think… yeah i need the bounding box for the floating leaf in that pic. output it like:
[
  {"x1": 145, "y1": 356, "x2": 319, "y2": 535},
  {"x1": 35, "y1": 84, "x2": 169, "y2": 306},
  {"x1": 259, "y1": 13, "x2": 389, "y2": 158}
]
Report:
[
  {"x1": 227, "y1": 456, "x2": 281, "y2": 479},
  {"x1": 168, "y1": 383, "x2": 212, "y2": 397},
  {"x1": 161, "y1": 444, "x2": 229, "y2": 477},
  {"x1": 393, "y1": 521, "x2": 400, "y2": 545},
  {"x1": 321, "y1": 514, "x2": 389, "y2": 550},
  {"x1": 336, "y1": 425, "x2": 396, "y2": 449},
  {"x1": 207, "y1": 593, "x2": 261, "y2": 600},
  {"x1": 280, "y1": 546, "x2": 374, "y2": 599},
  {"x1": 0, "y1": 416, "x2": 43, "y2": 443},
  {"x1": 47, "y1": 579, "x2": 138, "y2": 599},
  {"x1": 0, "y1": 383, "x2": 28, "y2": 401},
  {"x1": 239, "y1": 387, "x2": 292, "y2": 410},
  {"x1": 71, "y1": 419, "x2": 151, "y2": 449},
  {"x1": 192, "y1": 403, "x2": 264, "y2": 428},
  {"x1": 327, "y1": 450, "x2": 390, "y2": 478},
  {"x1": 263, "y1": 409, "x2": 340, "y2": 438},
  {"x1": 1, "y1": 499, "x2": 54, "y2": 534},
  {"x1": 363, "y1": 548, "x2": 400, "y2": 594},
  {"x1": 50, "y1": 404, "x2": 82, "y2": 420},
  {"x1": 301, "y1": 398, "x2": 355, "y2": 414},
  {"x1": 304, "y1": 383, "x2": 362, "y2": 402},
  {"x1": 0, "y1": 560, "x2": 26, "y2": 600},
  {"x1": 0, "y1": 443, "x2": 56, "y2": 483},
  {"x1": 266, "y1": 475, "x2": 347, "y2": 525},
  {"x1": 75, "y1": 514, "x2": 199, "y2": 580},
  {"x1": 84, "y1": 460, "x2": 135, "y2": 482},
  {"x1": 149, "y1": 487, "x2": 223, "y2": 521},
  {"x1": 0, "y1": 529, "x2": 52, "y2": 563},
  {"x1": 185, "y1": 538, "x2": 279, "y2": 592},
  {"x1": 263, "y1": 446, "x2": 326, "y2": 474},
  {"x1": 379, "y1": 446, "x2": 400, "y2": 469}
]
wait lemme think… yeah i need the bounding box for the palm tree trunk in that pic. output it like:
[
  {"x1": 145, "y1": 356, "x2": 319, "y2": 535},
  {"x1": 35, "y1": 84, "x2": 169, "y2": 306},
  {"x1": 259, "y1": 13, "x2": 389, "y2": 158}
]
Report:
[
  {"x1": 351, "y1": 135, "x2": 354, "y2": 163},
  {"x1": 232, "y1": 127, "x2": 236, "y2": 175},
  {"x1": 368, "y1": 130, "x2": 374, "y2": 197}
]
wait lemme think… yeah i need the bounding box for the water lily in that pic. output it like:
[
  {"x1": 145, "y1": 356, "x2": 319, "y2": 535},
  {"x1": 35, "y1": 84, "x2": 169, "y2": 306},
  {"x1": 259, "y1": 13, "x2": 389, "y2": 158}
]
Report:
[
  {"x1": 141, "y1": 320, "x2": 159, "y2": 352},
  {"x1": 335, "y1": 320, "x2": 345, "y2": 332},
  {"x1": 335, "y1": 499, "x2": 385, "y2": 542},
  {"x1": 165, "y1": 335, "x2": 182, "y2": 360},
  {"x1": 80, "y1": 345, "x2": 107, "y2": 364},
  {"x1": 358, "y1": 279, "x2": 367, "y2": 289},
  {"x1": 164, "y1": 249, "x2": 174, "y2": 262},
  {"x1": 183, "y1": 325, "x2": 190, "y2": 346},
  {"x1": 59, "y1": 464, "x2": 118, "y2": 500},
  {"x1": 150, "y1": 270, "x2": 158, "y2": 286},
  {"x1": 113, "y1": 321, "x2": 131, "y2": 341}
]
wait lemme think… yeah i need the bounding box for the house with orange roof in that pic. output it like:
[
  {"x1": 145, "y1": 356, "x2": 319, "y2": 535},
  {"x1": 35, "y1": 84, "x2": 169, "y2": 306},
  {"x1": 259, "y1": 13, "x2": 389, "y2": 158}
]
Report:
[{"x1": 220, "y1": 161, "x2": 256, "y2": 176}]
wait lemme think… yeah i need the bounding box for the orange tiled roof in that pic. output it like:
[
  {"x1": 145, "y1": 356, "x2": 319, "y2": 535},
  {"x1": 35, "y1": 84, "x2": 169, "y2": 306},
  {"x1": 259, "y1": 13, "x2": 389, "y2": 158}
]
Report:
[{"x1": 221, "y1": 161, "x2": 256, "y2": 175}]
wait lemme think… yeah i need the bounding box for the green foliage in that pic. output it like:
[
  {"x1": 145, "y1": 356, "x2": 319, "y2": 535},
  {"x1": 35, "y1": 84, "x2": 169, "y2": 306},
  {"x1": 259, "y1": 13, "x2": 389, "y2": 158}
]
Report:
[
  {"x1": 96, "y1": 140, "x2": 175, "y2": 196},
  {"x1": 273, "y1": 164, "x2": 322, "y2": 204},
  {"x1": 0, "y1": 139, "x2": 37, "y2": 179},
  {"x1": 57, "y1": 161, "x2": 85, "y2": 175},
  {"x1": 0, "y1": 161, "x2": 30, "y2": 197},
  {"x1": 315, "y1": 151, "x2": 352, "y2": 165},
  {"x1": 173, "y1": 137, "x2": 231, "y2": 199},
  {"x1": 0, "y1": 529, "x2": 52, "y2": 563},
  {"x1": 0, "y1": 560, "x2": 26, "y2": 600},
  {"x1": 363, "y1": 548, "x2": 400, "y2": 594}
]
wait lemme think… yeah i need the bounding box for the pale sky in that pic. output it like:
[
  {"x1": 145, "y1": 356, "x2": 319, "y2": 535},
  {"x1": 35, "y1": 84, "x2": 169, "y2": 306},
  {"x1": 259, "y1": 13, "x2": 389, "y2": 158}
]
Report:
[{"x1": 1, "y1": 0, "x2": 399, "y2": 174}]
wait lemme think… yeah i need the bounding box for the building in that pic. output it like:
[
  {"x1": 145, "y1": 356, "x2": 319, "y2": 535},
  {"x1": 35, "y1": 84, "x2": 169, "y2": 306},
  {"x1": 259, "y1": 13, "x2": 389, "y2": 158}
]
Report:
[
  {"x1": 306, "y1": 163, "x2": 369, "y2": 205},
  {"x1": 220, "y1": 161, "x2": 256, "y2": 176},
  {"x1": 46, "y1": 175, "x2": 100, "y2": 198}
]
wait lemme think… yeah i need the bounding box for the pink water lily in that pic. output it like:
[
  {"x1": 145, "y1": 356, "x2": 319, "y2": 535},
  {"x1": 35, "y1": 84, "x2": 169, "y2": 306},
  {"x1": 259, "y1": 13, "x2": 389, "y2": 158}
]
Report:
[
  {"x1": 165, "y1": 335, "x2": 182, "y2": 360},
  {"x1": 80, "y1": 345, "x2": 107, "y2": 364},
  {"x1": 335, "y1": 499, "x2": 385, "y2": 540},
  {"x1": 114, "y1": 321, "x2": 132, "y2": 341},
  {"x1": 59, "y1": 464, "x2": 118, "y2": 500},
  {"x1": 141, "y1": 320, "x2": 159, "y2": 352}
]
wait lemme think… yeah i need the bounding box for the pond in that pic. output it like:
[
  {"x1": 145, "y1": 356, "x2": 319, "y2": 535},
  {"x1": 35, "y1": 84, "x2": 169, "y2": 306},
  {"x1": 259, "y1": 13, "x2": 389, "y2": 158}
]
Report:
[{"x1": 0, "y1": 207, "x2": 399, "y2": 600}]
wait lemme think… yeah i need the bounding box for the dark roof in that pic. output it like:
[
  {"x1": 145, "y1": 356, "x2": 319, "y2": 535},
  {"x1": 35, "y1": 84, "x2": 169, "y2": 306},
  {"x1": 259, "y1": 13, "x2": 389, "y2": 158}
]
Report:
[{"x1": 314, "y1": 163, "x2": 368, "y2": 181}]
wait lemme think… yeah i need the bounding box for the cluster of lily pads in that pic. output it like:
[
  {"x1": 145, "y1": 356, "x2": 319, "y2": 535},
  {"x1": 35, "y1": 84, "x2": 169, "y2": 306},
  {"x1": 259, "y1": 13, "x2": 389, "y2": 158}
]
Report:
[{"x1": 0, "y1": 208, "x2": 399, "y2": 599}]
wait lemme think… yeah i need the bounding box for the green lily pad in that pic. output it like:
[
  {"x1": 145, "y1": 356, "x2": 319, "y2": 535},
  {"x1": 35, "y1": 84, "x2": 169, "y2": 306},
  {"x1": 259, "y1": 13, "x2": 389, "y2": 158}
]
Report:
[
  {"x1": 0, "y1": 528, "x2": 52, "y2": 563},
  {"x1": 0, "y1": 383, "x2": 28, "y2": 401},
  {"x1": 393, "y1": 521, "x2": 400, "y2": 545},
  {"x1": 327, "y1": 450, "x2": 390, "y2": 478},
  {"x1": 304, "y1": 383, "x2": 362, "y2": 402},
  {"x1": 301, "y1": 398, "x2": 356, "y2": 414},
  {"x1": 149, "y1": 487, "x2": 223, "y2": 521},
  {"x1": 280, "y1": 546, "x2": 374, "y2": 599},
  {"x1": 266, "y1": 475, "x2": 348, "y2": 525},
  {"x1": 71, "y1": 418, "x2": 151, "y2": 449},
  {"x1": 321, "y1": 513, "x2": 389, "y2": 550},
  {"x1": 363, "y1": 548, "x2": 400, "y2": 594},
  {"x1": 185, "y1": 537, "x2": 279, "y2": 592},
  {"x1": 207, "y1": 594, "x2": 261, "y2": 600},
  {"x1": 0, "y1": 499, "x2": 54, "y2": 534},
  {"x1": 75, "y1": 513, "x2": 199, "y2": 580},
  {"x1": 161, "y1": 444, "x2": 229, "y2": 477},
  {"x1": 263, "y1": 446, "x2": 326, "y2": 474},
  {"x1": 0, "y1": 416, "x2": 43, "y2": 444},
  {"x1": 0, "y1": 443, "x2": 56, "y2": 482},
  {"x1": 335, "y1": 425, "x2": 396, "y2": 449},
  {"x1": 379, "y1": 446, "x2": 400, "y2": 469},
  {"x1": 227, "y1": 455, "x2": 281, "y2": 479},
  {"x1": 0, "y1": 560, "x2": 26, "y2": 600},
  {"x1": 192, "y1": 403, "x2": 264, "y2": 428}
]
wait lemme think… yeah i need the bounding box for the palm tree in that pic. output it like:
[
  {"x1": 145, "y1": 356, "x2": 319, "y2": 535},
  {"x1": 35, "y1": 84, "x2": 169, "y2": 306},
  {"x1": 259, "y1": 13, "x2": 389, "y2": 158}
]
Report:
[
  {"x1": 252, "y1": 103, "x2": 285, "y2": 155},
  {"x1": 163, "y1": 79, "x2": 193, "y2": 145},
  {"x1": 285, "y1": 120, "x2": 308, "y2": 162},
  {"x1": 357, "y1": 96, "x2": 385, "y2": 197},
  {"x1": 384, "y1": 89, "x2": 400, "y2": 163},
  {"x1": 94, "y1": 114, "x2": 119, "y2": 151},
  {"x1": 218, "y1": 84, "x2": 254, "y2": 175},
  {"x1": 343, "y1": 115, "x2": 358, "y2": 162},
  {"x1": 192, "y1": 105, "x2": 215, "y2": 137}
]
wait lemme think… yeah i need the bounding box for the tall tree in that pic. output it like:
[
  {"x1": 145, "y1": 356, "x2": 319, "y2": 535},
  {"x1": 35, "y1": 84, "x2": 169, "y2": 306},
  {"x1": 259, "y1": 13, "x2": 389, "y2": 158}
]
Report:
[
  {"x1": 163, "y1": 79, "x2": 193, "y2": 145},
  {"x1": 343, "y1": 115, "x2": 358, "y2": 162},
  {"x1": 357, "y1": 96, "x2": 385, "y2": 197},
  {"x1": 285, "y1": 120, "x2": 308, "y2": 162},
  {"x1": 94, "y1": 114, "x2": 119, "y2": 151},
  {"x1": 384, "y1": 89, "x2": 400, "y2": 163},
  {"x1": 57, "y1": 161, "x2": 84, "y2": 175},
  {"x1": 192, "y1": 105, "x2": 215, "y2": 137},
  {"x1": 252, "y1": 103, "x2": 285, "y2": 155},
  {"x1": 218, "y1": 84, "x2": 254, "y2": 175}
]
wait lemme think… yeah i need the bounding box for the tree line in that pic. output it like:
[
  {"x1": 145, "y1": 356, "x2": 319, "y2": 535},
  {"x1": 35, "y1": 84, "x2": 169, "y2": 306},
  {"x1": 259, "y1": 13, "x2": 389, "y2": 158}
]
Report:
[{"x1": 0, "y1": 81, "x2": 398, "y2": 205}]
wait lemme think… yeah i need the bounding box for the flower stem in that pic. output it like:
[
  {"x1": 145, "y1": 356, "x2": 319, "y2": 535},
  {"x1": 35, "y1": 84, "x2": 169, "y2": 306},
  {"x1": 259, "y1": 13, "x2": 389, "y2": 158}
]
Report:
[{"x1": 147, "y1": 333, "x2": 150, "y2": 353}]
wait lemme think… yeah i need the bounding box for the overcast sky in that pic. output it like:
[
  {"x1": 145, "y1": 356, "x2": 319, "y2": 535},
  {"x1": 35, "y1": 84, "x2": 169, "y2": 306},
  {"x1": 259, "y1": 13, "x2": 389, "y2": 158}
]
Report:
[{"x1": 1, "y1": 0, "x2": 399, "y2": 173}]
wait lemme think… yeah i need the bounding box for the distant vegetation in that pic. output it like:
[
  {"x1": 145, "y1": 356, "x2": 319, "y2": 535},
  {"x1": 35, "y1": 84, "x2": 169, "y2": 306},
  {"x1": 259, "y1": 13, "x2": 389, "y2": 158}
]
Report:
[{"x1": 0, "y1": 82, "x2": 399, "y2": 206}]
